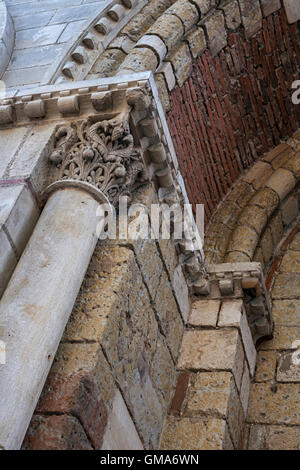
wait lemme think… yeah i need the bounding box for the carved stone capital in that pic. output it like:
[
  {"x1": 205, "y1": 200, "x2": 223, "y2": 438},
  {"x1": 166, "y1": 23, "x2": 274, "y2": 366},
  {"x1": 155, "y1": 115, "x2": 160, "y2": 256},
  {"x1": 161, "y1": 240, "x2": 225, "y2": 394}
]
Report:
[{"x1": 47, "y1": 112, "x2": 149, "y2": 206}]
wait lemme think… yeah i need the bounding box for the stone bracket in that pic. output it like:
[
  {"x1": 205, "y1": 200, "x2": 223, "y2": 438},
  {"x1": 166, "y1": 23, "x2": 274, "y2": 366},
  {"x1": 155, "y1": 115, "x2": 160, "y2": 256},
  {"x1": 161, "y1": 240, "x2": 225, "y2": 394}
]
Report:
[{"x1": 193, "y1": 262, "x2": 274, "y2": 346}]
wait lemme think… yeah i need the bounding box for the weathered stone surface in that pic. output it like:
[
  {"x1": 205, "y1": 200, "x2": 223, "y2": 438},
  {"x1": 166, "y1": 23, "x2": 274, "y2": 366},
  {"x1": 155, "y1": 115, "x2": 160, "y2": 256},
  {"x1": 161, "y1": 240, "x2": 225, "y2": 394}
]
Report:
[
  {"x1": 23, "y1": 415, "x2": 92, "y2": 450},
  {"x1": 154, "y1": 269, "x2": 184, "y2": 359},
  {"x1": 178, "y1": 329, "x2": 242, "y2": 375},
  {"x1": 150, "y1": 335, "x2": 178, "y2": 411},
  {"x1": 189, "y1": 299, "x2": 220, "y2": 327},
  {"x1": 168, "y1": 43, "x2": 192, "y2": 87},
  {"x1": 155, "y1": 73, "x2": 171, "y2": 111},
  {"x1": 240, "y1": 361, "x2": 250, "y2": 415},
  {"x1": 147, "y1": 14, "x2": 184, "y2": 51},
  {"x1": 255, "y1": 351, "x2": 277, "y2": 382},
  {"x1": 90, "y1": 49, "x2": 126, "y2": 77},
  {"x1": 202, "y1": 10, "x2": 227, "y2": 57},
  {"x1": 249, "y1": 424, "x2": 300, "y2": 450},
  {"x1": 167, "y1": 0, "x2": 199, "y2": 31},
  {"x1": 186, "y1": 26, "x2": 206, "y2": 58},
  {"x1": 222, "y1": 0, "x2": 241, "y2": 30},
  {"x1": 266, "y1": 169, "x2": 296, "y2": 202},
  {"x1": 269, "y1": 211, "x2": 283, "y2": 249},
  {"x1": 238, "y1": 205, "x2": 267, "y2": 236},
  {"x1": 261, "y1": 326, "x2": 300, "y2": 350},
  {"x1": 281, "y1": 195, "x2": 298, "y2": 227},
  {"x1": 280, "y1": 250, "x2": 300, "y2": 273},
  {"x1": 186, "y1": 371, "x2": 245, "y2": 449},
  {"x1": 172, "y1": 264, "x2": 190, "y2": 323},
  {"x1": 227, "y1": 225, "x2": 259, "y2": 259},
  {"x1": 160, "y1": 416, "x2": 228, "y2": 450},
  {"x1": 239, "y1": 0, "x2": 262, "y2": 38},
  {"x1": 261, "y1": 0, "x2": 281, "y2": 17},
  {"x1": 283, "y1": 0, "x2": 300, "y2": 23},
  {"x1": 191, "y1": 0, "x2": 211, "y2": 16},
  {"x1": 242, "y1": 161, "x2": 273, "y2": 190},
  {"x1": 277, "y1": 351, "x2": 300, "y2": 382},
  {"x1": 289, "y1": 232, "x2": 300, "y2": 251},
  {"x1": 250, "y1": 188, "x2": 279, "y2": 217},
  {"x1": 119, "y1": 47, "x2": 158, "y2": 73},
  {"x1": 272, "y1": 299, "x2": 300, "y2": 326},
  {"x1": 186, "y1": 371, "x2": 233, "y2": 417},
  {"x1": 272, "y1": 273, "x2": 300, "y2": 299},
  {"x1": 248, "y1": 383, "x2": 300, "y2": 425},
  {"x1": 218, "y1": 299, "x2": 242, "y2": 327},
  {"x1": 260, "y1": 227, "x2": 273, "y2": 264},
  {"x1": 101, "y1": 390, "x2": 143, "y2": 450}
]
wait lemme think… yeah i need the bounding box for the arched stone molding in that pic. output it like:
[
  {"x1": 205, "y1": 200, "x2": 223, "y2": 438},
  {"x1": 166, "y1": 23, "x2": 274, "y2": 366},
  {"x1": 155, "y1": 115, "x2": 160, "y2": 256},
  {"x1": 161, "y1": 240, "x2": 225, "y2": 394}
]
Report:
[
  {"x1": 0, "y1": 0, "x2": 14, "y2": 78},
  {"x1": 205, "y1": 131, "x2": 300, "y2": 278},
  {"x1": 48, "y1": 0, "x2": 150, "y2": 85}
]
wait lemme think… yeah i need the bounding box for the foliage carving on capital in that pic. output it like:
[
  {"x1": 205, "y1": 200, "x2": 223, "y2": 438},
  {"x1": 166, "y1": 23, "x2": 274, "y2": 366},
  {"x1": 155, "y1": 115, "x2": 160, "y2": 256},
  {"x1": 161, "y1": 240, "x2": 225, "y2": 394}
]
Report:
[{"x1": 48, "y1": 113, "x2": 149, "y2": 205}]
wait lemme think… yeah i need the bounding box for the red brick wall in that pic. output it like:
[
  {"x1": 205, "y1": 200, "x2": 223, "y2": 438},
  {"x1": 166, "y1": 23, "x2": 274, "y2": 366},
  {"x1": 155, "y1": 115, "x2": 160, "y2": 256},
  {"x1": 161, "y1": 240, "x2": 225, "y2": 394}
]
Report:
[{"x1": 167, "y1": 9, "x2": 300, "y2": 224}]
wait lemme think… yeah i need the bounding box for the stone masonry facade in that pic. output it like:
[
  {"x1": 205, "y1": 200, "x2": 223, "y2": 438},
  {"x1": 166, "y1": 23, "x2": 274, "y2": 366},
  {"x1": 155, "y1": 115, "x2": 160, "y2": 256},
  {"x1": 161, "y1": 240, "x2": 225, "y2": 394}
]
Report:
[{"x1": 0, "y1": 0, "x2": 299, "y2": 451}]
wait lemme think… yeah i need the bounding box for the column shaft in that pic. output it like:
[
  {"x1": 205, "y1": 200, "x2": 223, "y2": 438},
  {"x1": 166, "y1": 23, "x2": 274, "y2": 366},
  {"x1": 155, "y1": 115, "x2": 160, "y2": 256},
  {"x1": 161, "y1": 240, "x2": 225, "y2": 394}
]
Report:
[{"x1": 0, "y1": 188, "x2": 103, "y2": 449}]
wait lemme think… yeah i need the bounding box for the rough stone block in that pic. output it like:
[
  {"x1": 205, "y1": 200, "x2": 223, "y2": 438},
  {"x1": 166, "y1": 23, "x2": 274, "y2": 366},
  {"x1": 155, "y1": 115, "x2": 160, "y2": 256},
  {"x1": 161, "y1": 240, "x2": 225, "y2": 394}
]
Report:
[
  {"x1": 168, "y1": 43, "x2": 192, "y2": 87},
  {"x1": 222, "y1": 0, "x2": 241, "y2": 30},
  {"x1": 160, "y1": 416, "x2": 228, "y2": 450},
  {"x1": 280, "y1": 250, "x2": 300, "y2": 273},
  {"x1": 178, "y1": 328, "x2": 244, "y2": 385},
  {"x1": 255, "y1": 350, "x2": 277, "y2": 382},
  {"x1": 248, "y1": 383, "x2": 300, "y2": 425},
  {"x1": 261, "y1": 0, "x2": 281, "y2": 17},
  {"x1": 23, "y1": 415, "x2": 92, "y2": 450},
  {"x1": 203, "y1": 10, "x2": 227, "y2": 56},
  {"x1": 101, "y1": 390, "x2": 143, "y2": 450},
  {"x1": 277, "y1": 351, "x2": 300, "y2": 382},
  {"x1": 239, "y1": 0, "x2": 262, "y2": 38},
  {"x1": 280, "y1": 195, "x2": 298, "y2": 227},
  {"x1": 147, "y1": 14, "x2": 184, "y2": 51},
  {"x1": 119, "y1": 47, "x2": 158, "y2": 73},
  {"x1": 186, "y1": 26, "x2": 206, "y2": 58},
  {"x1": 167, "y1": 0, "x2": 199, "y2": 31},
  {"x1": 266, "y1": 169, "x2": 296, "y2": 202},
  {"x1": 240, "y1": 361, "x2": 251, "y2": 416},
  {"x1": 156, "y1": 61, "x2": 176, "y2": 91},
  {"x1": 283, "y1": 0, "x2": 300, "y2": 23},
  {"x1": 272, "y1": 299, "x2": 300, "y2": 326},
  {"x1": 218, "y1": 299, "x2": 243, "y2": 327},
  {"x1": 189, "y1": 299, "x2": 220, "y2": 327}
]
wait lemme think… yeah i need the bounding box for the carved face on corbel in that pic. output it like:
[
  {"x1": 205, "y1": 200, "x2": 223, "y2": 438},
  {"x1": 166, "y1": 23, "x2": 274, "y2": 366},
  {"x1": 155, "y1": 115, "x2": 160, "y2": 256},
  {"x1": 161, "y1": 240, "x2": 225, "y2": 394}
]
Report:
[{"x1": 48, "y1": 112, "x2": 149, "y2": 205}]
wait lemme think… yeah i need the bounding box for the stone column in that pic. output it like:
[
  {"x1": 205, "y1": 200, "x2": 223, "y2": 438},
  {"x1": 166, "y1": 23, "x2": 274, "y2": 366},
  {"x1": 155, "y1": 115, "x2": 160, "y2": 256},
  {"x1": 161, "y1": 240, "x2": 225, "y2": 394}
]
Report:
[
  {"x1": 0, "y1": 184, "x2": 107, "y2": 450},
  {"x1": 0, "y1": 110, "x2": 148, "y2": 449}
]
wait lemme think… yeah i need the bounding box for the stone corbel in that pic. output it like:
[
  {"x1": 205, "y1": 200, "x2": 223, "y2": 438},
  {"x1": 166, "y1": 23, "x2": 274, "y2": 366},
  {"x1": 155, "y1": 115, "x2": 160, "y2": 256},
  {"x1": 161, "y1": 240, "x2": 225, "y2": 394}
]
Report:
[{"x1": 193, "y1": 262, "x2": 274, "y2": 346}]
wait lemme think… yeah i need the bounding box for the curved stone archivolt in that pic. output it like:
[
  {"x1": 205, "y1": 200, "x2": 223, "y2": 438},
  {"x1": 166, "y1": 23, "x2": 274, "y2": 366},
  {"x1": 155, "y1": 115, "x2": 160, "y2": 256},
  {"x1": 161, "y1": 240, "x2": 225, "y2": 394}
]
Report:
[{"x1": 205, "y1": 132, "x2": 300, "y2": 275}]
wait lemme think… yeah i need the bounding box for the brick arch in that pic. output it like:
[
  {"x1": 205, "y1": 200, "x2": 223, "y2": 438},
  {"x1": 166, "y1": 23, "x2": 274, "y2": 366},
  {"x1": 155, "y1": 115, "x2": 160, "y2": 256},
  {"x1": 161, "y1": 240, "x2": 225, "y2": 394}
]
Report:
[{"x1": 166, "y1": 6, "x2": 300, "y2": 223}]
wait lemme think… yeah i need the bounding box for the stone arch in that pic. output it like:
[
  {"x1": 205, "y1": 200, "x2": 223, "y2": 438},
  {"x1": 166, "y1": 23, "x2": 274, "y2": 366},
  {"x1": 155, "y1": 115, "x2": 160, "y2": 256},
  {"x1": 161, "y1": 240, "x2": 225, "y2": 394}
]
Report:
[
  {"x1": 205, "y1": 134, "x2": 300, "y2": 276},
  {"x1": 63, "y1": 0, "x2": 300, "y2": 226}
]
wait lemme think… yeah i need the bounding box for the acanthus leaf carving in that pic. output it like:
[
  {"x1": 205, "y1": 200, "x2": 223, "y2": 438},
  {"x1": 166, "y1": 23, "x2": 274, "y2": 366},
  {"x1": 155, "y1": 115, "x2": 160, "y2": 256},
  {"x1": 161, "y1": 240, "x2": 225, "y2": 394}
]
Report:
[{"x1": 48, "y1": 113, "x2": 149, "y2": 205}]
